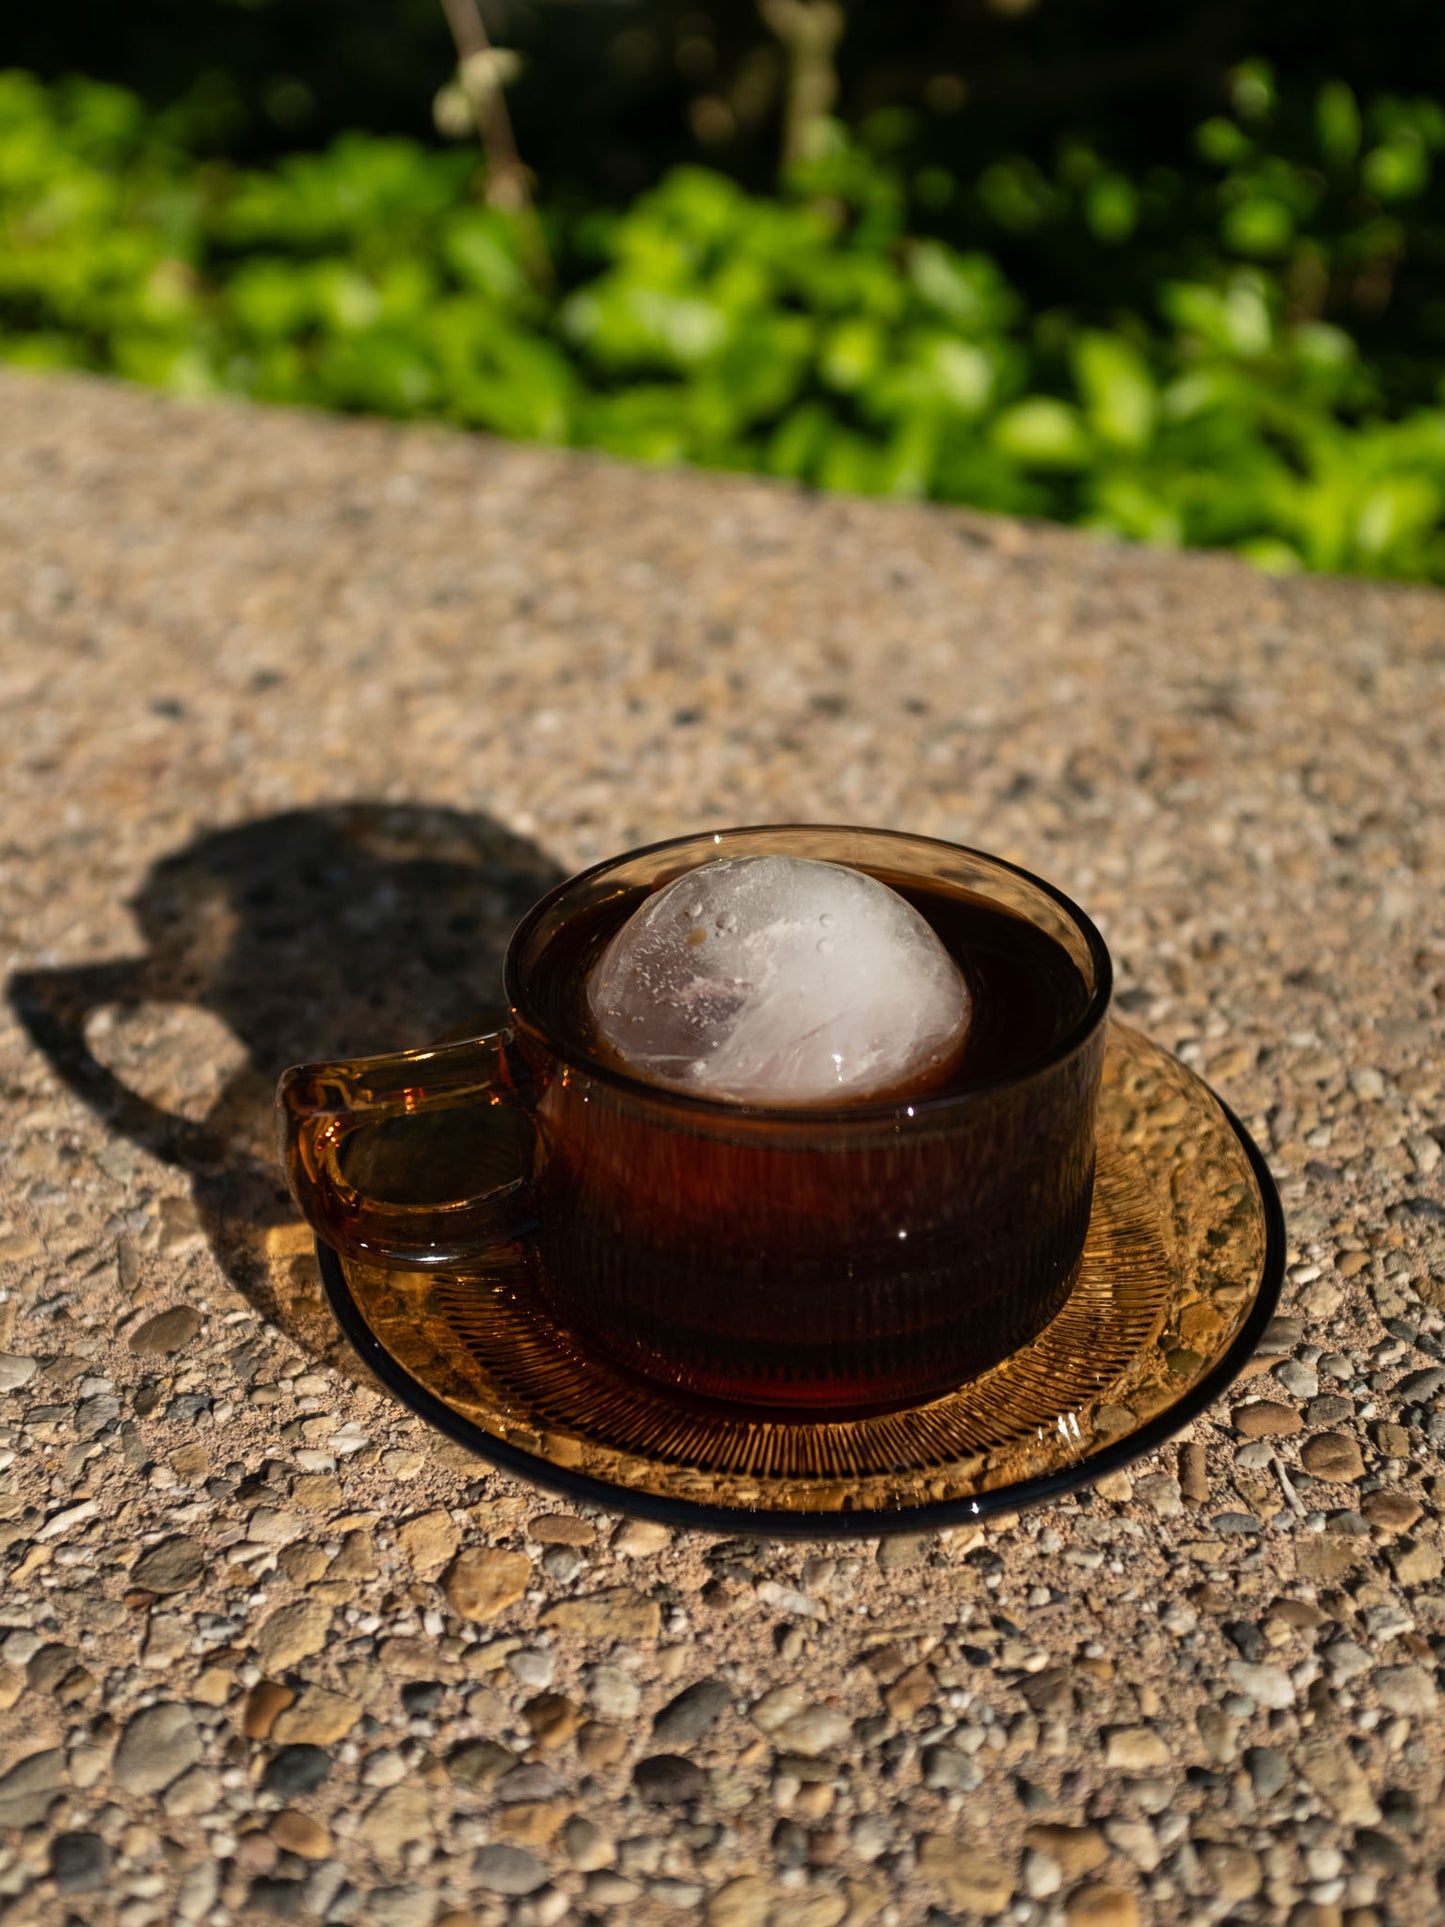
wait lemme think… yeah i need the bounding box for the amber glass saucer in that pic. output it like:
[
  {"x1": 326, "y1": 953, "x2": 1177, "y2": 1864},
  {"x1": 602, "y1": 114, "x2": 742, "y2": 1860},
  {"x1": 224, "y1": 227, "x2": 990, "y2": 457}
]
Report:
[{"x1": 317, "y1": 1023, "x2": 1283, "y2": 1536}]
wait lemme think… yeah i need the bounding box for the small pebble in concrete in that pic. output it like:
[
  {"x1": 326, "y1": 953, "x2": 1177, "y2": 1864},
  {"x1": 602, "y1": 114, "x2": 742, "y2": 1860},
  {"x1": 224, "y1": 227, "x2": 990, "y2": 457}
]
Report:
[
  {"x1": 1301, "y1": 1433, "x2": 1367, "y2": 1481},
  {"x1": 472, "y1": 1844, "x2": 547, "y2": 1895},
  {"x1": 112, "y1": 1703, "x2": 201, "y2": 1795},
  {"x1": 654, "y1": 1677, "x2": 732, "y2": 1746},
  {"x1": 633, "y1": 1754, "x2": 706, "y2": 1804},
  {"x1": 263, "y1": 1746, "x2": 332, "y2": 1798},
  {"x1": 50, "y1": 1831, "x2": 110, "y2": 1894}
]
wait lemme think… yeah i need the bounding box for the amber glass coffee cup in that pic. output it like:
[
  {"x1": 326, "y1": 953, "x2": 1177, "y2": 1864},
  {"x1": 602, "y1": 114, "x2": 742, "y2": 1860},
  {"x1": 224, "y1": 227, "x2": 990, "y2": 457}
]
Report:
[{"x1": 279, "y1": 827, "x2": 1112, "y2": 1417}]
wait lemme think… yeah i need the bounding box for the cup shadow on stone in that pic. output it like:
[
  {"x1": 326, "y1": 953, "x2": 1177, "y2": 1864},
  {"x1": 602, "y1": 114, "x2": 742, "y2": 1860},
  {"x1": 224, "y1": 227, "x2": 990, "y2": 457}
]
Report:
[{"x1": 9, "y1": 804, "x2": 565, "y2": 1375}]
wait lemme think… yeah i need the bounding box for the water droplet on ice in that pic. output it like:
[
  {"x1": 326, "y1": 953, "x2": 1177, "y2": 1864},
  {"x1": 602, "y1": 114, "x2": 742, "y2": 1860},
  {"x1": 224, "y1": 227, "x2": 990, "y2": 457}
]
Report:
[{"x1": 587, "y1": 853, "x2": 971, "y2": 1105}]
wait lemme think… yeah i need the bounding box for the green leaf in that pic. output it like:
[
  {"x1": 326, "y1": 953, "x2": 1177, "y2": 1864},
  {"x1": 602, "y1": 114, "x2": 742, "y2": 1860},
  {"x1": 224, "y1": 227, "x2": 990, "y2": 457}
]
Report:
[
  {"x1": 1291, "y1": 322, "x2": 1355, "y2": 371},
  {"x1": 581, "y1": 386, "x2": 692, "y2": 464},
  {"x1": 313, "y1": 262, "x2": 383, "y2": 334},
  {"x1": 562, "y1": 284, "x2": 728, "y2": 371},
  {"x1": 766, "y1": 402, "x2": 831, "y2": 482},
  {"x1": 818, "y1": 429, "x2": 885, "y2": 495},
  {"x1": 1085, "y1": 476, "x2": 1182, "y2": 548},
  {"x1": 226, "y1": 258, "x2": 316, "y2": 339},
  {"x1": 1230, "y1": 61, "x2": 1276, "y2": 123},
  {"x1": 1356, "y1": 475, "x2": 1442, "y2": 559},
  {"x1": 926, "y1": 339, "x2": 995, "y2": 415},
  {"x1": 1315, "y1": 81, "x2": 1362, "y2": 167},
  {"x1": 977, "y1": 158, "x2": 1056, "y2": 233},
  {"x1": 451, "y1": 335, "x2": 575, "y2": 441},
  {"x1": 1072, "y1": 333, "x2": 1157, "y2": 450},
  {"x1": 1222, "y1": 197, "x2": 1295, "y2": 258},
  {"x1": 1196, "y1": 118, "x2": 1253, "y2": 167},
  {"x1": 111, "y1": 337, "x2": 217, "y2": 394},
  {"x1": 1223, "y1": 280, "x2": 1273, "y2": 358},
  {"x1": 908, "y1": 242, "x2": 1017, "y2": 332},
  {"x1": 991, "y1": 398, "x2": 1090, "y2": 468},
  {"x1": 706, "y1": 313, "x2": 811, "y2": 422},
  {"x1": 0, "y1": 330, "x2": 87, "y2": 370},
  {"x1": 441, "y1": 211, "x2": 529, "y2": 304},
  {"x1": 1237, "y1": 537, "x2": 1303, "y2": 572},
  {"x1": 1084, "y1": 174, "x2": 1138, "y2": 243},
  {"x1": 877, "y1": 410, "x2": 940, "y2": 498},
  {"x1": 819, "y1": 316, "x2": 882, "y2": 393},
  {"x1": 1361, "y1": 136, "x2": 1429, "y2": 201},
  {"x1": 317, "y1": 331, "x2": 437, "y2": 413},
  {"x1": 913, "y1": 166, "x2": 954, "y2": 210}
]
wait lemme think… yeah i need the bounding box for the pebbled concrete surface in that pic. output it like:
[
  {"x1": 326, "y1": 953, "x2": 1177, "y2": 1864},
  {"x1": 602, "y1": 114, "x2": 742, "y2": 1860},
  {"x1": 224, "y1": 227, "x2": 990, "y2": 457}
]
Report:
[{"x1": 1, "y1": 368, "x2": 1444, "y2": 1925}]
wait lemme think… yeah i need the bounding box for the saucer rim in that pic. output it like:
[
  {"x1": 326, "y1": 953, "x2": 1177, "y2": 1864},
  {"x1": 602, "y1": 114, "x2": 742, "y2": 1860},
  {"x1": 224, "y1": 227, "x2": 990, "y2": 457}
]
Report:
[{"x1": 316, "y1": 1067, "x2": 1285, "y2": 1538}]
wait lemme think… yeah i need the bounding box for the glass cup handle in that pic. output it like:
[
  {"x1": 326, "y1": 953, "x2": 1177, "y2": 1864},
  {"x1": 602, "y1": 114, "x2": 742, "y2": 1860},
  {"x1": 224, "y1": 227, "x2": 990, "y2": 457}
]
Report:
[{"x1": 276, "y1": 1032, "x2": 537, "y2": 1270}]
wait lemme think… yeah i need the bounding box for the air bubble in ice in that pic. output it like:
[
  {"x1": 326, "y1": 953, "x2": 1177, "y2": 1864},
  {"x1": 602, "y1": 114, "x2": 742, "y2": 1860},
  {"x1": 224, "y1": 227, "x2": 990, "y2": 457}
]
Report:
[{"x1": 587, "y1": 854, "x2": 971, "y2": 1105}]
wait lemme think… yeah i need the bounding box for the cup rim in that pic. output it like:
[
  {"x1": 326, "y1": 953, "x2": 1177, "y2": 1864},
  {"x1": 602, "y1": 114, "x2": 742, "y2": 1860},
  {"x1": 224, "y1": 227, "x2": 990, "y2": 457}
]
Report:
[{"x1": 503, "y1": 823, "x2": 1113, "y2": 1125}]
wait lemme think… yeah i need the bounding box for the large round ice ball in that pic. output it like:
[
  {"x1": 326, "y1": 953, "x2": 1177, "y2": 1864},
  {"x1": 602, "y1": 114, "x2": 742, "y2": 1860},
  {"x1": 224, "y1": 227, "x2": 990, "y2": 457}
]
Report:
[{"x1": 586, "y1": 854, "x2": 971, "y2": 1106}]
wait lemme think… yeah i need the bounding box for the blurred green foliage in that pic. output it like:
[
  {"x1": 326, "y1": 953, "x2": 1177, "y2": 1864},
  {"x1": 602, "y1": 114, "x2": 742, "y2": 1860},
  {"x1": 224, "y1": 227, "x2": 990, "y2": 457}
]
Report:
[{"x1": 4, "y1": 66, "x2": 1445, "y2": 580}]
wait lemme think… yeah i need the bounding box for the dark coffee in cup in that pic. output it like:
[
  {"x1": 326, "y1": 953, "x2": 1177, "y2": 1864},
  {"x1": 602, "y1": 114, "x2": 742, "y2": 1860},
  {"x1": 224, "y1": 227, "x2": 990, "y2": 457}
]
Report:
[{"x1": 512, "y1": 871, "x2": 1100, "y2": 1414}]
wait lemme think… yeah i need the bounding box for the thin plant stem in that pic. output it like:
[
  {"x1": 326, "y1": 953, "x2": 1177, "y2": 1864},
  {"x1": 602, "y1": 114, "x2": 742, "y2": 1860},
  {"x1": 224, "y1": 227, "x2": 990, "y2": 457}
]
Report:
[
  {"x1": 759, "y1": 0, "x2": 845, "y2": 177},
  {"x1": 437, "y1": 0, "x2": 551, "y2": 283}
]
